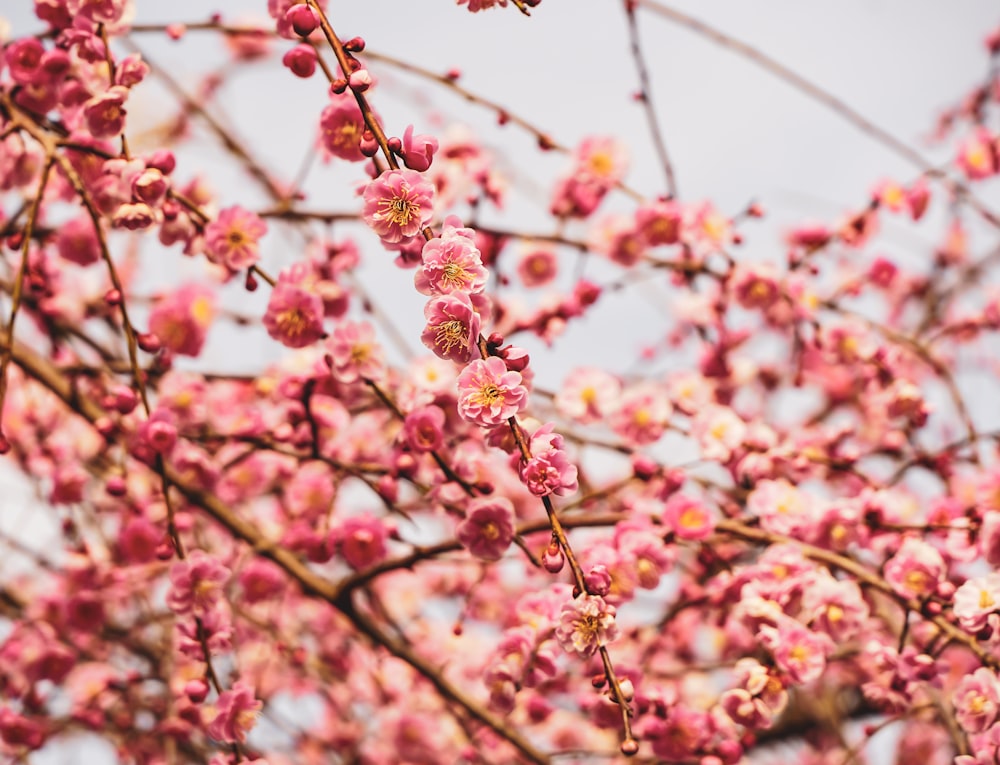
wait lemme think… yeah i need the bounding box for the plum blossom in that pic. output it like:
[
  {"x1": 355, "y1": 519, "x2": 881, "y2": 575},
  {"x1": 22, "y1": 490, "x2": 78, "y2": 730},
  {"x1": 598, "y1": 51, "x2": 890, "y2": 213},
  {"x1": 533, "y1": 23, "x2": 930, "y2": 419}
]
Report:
[
  {"x1": 362, "y1": 169, "x2": 435, "y2": 245},
  {"x1": 166, "y1": 550, "x2": 230, "y2": 616},
  {"x1": 456, "y1": 357, "x2": 527, "y2": 426},
  {"x1": 518, "y1": 422, "x2": 578, "y2": 497},
  {"x1": 204, "y1": 206, "x2": 268, "y2": 271},
  {"x1": 415, "y1": 217, "x2": 488, "y2": 295},
  {"x1": 263, "y1": 279, "x2": 325, "y2": 349},
  {"x1": 148, "y1": 283, "x2": 216, "y2": 357},
  {"x1": 954, "y1": 573, "x2": 1000, "y2": 632},
  {"x1": 883, "y1": 537, "x2": 945, "y2": 600},
  {"x1": 326, "y1": 320, "x2": 385, "y2": 383},
  {"x1": 420, "y1": 292, "x2": 481, "y2": 362},
  {"x1": 554, "y1": 367, "x2": 621, "y2": 424},
  {"x1": 207, "y1": 681, "x2": 261, "y2": 743},
  {"x1": 720, "y1": 658, "x2": 788, "y2": 729},
  {"x1": 555, "y1": 594, "x2": 619, "y2": 657},
  {"x1": 954, "y1": 668, "x2": 1000, "y2": 734},
  {"x1": 456, "y1": 496, "x2": 515, "y2": 561}
]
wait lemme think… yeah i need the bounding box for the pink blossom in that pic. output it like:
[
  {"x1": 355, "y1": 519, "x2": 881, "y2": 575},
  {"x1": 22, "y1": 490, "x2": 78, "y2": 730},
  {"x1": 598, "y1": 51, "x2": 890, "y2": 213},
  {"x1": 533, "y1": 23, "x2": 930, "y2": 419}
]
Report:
[
  {"x1": 554, "y1": 367, "x2": 621, "y2": 423},
  {"x1": 747, "y1": 479, "x2": 818, "y2": 538},
  {"x1": 148, "y1": 283, "x2": 216, "y2": 357},
  {"x1": 954, "y1": 668, "x2": 1000, "y2": 734},
  {"x1": 518, "y1": 422, "x2": 578, "y2": 497},
  {"x1": 420, "y1": 292, "x2": 481, "y2": 362},
  {"x1": 555, "y1": 594, "x2": 619, "y2": 657},
  {"x1": 326, "y1": 320, "x2": 385, "y2": 383},
  {"x1": 456, "y1": 356, "x2": 527, "y2": 427},
  {"x1": 883, "y1": 537, "x2": 945, "y2": 600},
  {"x1": 609, "y1": 382, "x2": 671, "y2": 446},
  {"x1": 83, "y1": 86, "x2": 128, "y2": 139},
  {"x1": 263, "y1": 280, "x2": 325, "y2": 349},
  {"x1": 400, "y1": 124, "x2": 439, "y2": 172},
  {"x1": 318, "y1": 94, "x2": 367, "y2": 162},
  {"x1": 204, "y1": 206, "x2": 268, "y2": 271},
  {"x1": 415, "y1": 217, "x2": 488, "y2": 295},
  {"x1": 954, "y1": 573, "x2": 1000, "y2": 632},
  {"x1": 207, "y1": 681, "x2": 261, "y2": 744},
  {"x1": 690, "y1": 403, "x2": 747, "y2": 462},
  {"x1": 55, "y1": 215, "x2": 101, "y2": 266},
  {"x1": 402, "y1": 405, "x2": 446, "y2": 453},
  {"x1": 166, "y1": 550, "x2": 230, "y2": 616},
  {"x1": 635, "y1": 199, "x2": 682, "y2": 245},
  {"x1": 759, "y1": 621, "x2": 833, "y2": 684},
  {"x1": 456, "y1": 496, "x2": 515, "y2": 561},
  {"x1": 957, "y1": 126, "x2": 999, "y2": 180},
  {"x1": 720, "y1": 658, "x2": 787, "y2": 729},
  {"x1": 362, "y1": 169, "x2": 435, "y2": 245},
  {"x1": 336, "y1": 515, "x2": 390, "y2": 570},
  {"x1": 516, "y1": 246, "x2": 558, "y2": 287},
  {"x1": 663, "y1": 493, "x2": 713, "y2": 540}
]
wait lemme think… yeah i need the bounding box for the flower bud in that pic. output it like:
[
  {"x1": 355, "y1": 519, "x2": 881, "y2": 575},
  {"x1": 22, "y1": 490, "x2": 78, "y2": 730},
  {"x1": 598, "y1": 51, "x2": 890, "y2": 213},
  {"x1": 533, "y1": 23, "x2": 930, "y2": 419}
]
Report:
[{"x1": 542, "y1": 541, "x2": 564, "y2": 573}]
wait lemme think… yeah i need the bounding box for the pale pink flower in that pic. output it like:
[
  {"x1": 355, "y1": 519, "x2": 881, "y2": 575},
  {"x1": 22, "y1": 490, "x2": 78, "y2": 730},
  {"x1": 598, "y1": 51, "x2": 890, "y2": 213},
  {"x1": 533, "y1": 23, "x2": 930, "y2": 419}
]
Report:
[
  {"x1": 456, "y1": 357, "x2": 527, "y2": 427},
  {"x1": 204, "y1": 205, "x2": 267, "y2": 270},
  {"x1": 83, "y1": 86, "x2": 128, "y2": 139},
  {"x1": 148, "y1": 283, "x2": 216, "y2": 357},
  {"x1": 166, "y1": 550, "x2": 230, "y2": 616},
  {"x1": 883, "y1": 537, "x2": 945, "y2": 600},
  {"x1": 747, "y1": 479, "x2": 817, "y2": 538},
  {"x1": 415, "y1": 217, "x2": 488, "y2": 295},
  {"x1": 720, "y1": 658, "x2": 787, "y2": 729},
  {"x1": 609, "y1": 382, "x2": 671, "y2": 446},
  {"x1": 555, "y1": 594, "x2": 619, "y2": 657},
  {"x1": 362, "y1": 169, "x2": 435, "y2": 245},
  {"x1": 954, "y1": 668, "x2": 1000, "y2": 733},
  {"x1": 954, "y1": 573, "x2": 1000, "y2": 632},
  {"x1": 263, "y1": 281, "x2": 325, "y2": 349},
  {"x1": 456, "y1": 496, "x2": 515, "y2": 561},
  {"x1": 283, "y1": 461, "x2": 336, "y2": 518},
  {"x1": 554, "y1": 367, "x2": 621, "y2": 424},
  {"x1": 420, "y1": 292, "x2": 481, "y2": 363},
  {"x1": 55, "y1": 215, "x2": 101, "y2": 266},
  {"x1": 326, "y1": 320, "x2": 385, "y2": 383},
  {"x1": 758, "y1": 621, "x2": 832, "y2": 684},
  {"x1": 207, "y1": 681, "x2": 261, "y2": 744},
  {"x1": 691, "y1": 403, "x2": 747, "y2": 462}
]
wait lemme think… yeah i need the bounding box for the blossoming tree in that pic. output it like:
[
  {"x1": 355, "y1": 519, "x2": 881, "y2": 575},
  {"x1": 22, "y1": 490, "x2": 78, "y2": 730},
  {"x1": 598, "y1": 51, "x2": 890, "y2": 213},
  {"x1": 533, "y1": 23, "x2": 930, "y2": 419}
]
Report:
[{"x1": 1, "y1": 2, "x2": 1000, "y2": 764}]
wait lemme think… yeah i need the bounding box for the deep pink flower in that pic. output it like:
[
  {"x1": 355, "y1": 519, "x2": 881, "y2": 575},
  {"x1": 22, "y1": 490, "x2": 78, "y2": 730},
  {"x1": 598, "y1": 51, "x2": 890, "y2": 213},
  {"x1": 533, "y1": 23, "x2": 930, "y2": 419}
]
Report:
[
  {"x1": 336, "y1": 515, "x2": 390, "y2": 570},
  {"x1": 663, "y1": 494, "x2": 713, "y2": 541},
  {"x1": 516, "y1": 246, "x2": 558, "y2": 287},
  {"x1": 555, "y1": 594, "x2": 619, "y2": 657},
  {"x1": 362, "y1": 169, "x2": 435, "y2": 245},
  {"x1": 403, "y1": 405, "x2": 446, "y2": 453},
  {"x1": 282, "y1": 43, "x2": 316, "y2": 78},
  {"x1": 263, "y1": 281, "x2": 325, "y2": 348},
  {"x1": 400, "y1": 124, "x2": 439, "y2": 172},
  {"x1": 720, "y1": 658, "x2": 787, "y2": 729},
  {"x1": 421, "y1": 292, "x2": 481, "y2": 363},
  {"x1": 318, "y1": 94, "x2": 367, "y2": 162},
  {"x1": 204, "y1": 205, "x2": 267, "y2": 271},
  {"x1": 456, "y1": 356, "x2": 528, "y2": 427},
  {"x1": 83, "y1": 86, "x2": 128, "y2": 139},
  {"x1": 957, "y1": 126, "x2": 999, "y2": 180},
  {"x1": 326, "y1": 320, "x2": 385, "y2": 383},
  {"x1": 456, "y1": 496, "x2": 515, "y2": 561},
  {"x1": 415, "y1": 216, "x2": 488, "y2": 295},
  {"x1": 55, "y1": 215, "x2": 101, "y2": 266},
  {"x1": 635, "y1": 199, "x2": 681, "y2": 245},
  {"x1": 148, "y1": 283, "x2": 216, "y2": 357},
  {"x1": 207, "y1": 681, "x2": 261, "y2": 743}
]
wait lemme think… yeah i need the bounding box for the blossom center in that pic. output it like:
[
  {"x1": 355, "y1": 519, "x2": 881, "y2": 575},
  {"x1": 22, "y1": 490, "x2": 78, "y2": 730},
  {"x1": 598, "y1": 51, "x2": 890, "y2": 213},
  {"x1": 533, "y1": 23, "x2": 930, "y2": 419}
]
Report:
[
  {"x1": 382, "y1": 195, "x2": 419, "y2": 226},
  {"x1": 435, "y1": 320, "x2": 467, "y2": 352}
]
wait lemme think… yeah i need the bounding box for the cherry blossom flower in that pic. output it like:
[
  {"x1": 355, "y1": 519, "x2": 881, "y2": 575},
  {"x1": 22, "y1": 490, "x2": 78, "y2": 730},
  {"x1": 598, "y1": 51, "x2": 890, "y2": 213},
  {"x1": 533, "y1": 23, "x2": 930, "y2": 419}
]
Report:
[
  {"x1": 55, "y1": 215, "x2": 101, "y2": 266},
  {"x1": 518, "y1": 422, "x2": 578, "y2": 497},
  {"x1": 954, "y1": 573, "x2": 1000, "y2": 632},
  {"x1": 456, "y1": 496, "x2": 515, "y2": 561},
  {"x1": 954, "y1": 668, "x2": 1000, "y2": 734},
  {"x1": 400, "y1": 124, "x2": 439, "y2": 172},
  {"x1": 335, "y1": 515, "x2": 390, "y2": 570},
  {"x1": 555, "y1": 594, "x2": 619, "y2": 657},
  {"x1": 456, "y1": 357, "x2": 527, "y2": 427},
  {"x1": 883, "y1": 537, "x2": 945, "y2": 600},
  {"x1": 362, "y1": 169, "x2": 435, "y2": 245},
  {"x1": 319, "y1": 94, "x2": 368, "y2": 162},
  {"x1": 516, "y1": 246, "x2": 558, "y2": 287},
  {"x1": 554, "y1": 367, "x2": 621, "y2": 424},
  {"x1": 204, "y1": 205, "x2": 268, "y2": 271},
  {"x1": 402, "y1": 405, "x2": 446, "y2": 453},
  {"x1": 263, "y1": 280, "x2": 325, "y2": 349}
]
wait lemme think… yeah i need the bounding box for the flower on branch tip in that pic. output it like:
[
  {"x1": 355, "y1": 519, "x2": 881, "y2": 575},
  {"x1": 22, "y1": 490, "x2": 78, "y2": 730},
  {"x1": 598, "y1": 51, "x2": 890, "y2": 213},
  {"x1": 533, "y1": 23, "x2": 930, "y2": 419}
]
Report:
[
  {"x1": 400, "y1": 125, "x2": 439, "y2": 172},
  {"x1": 555, "y1": 594, "x2": 619, "y2": 657},
  {"x1": 362, "y1": 169, "x2": 435, "y2": 246},
  {"x1": 518, "y1": 422, "x2": 578, "y2": 497}
]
